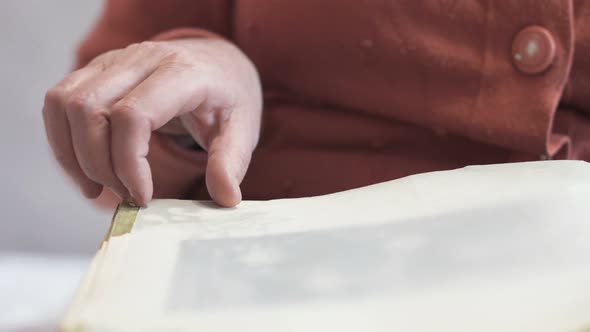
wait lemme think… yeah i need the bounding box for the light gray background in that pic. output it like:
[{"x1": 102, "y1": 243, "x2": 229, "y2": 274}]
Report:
[{"x1": 0, "y1": 1, "x2": 111, "y2": 253}]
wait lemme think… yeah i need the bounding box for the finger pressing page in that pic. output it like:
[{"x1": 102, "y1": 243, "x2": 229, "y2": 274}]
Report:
[
  {"x1": 42, "y1": 66, "x2": 104, "y2": 198},
  {"x1": 66, "y1": 66, "x2": 157, "y2": 199},
  {"x1": 206, "y1": 105, "x2": 260, "y2": 207},
  {"x1": 110, "y1": 66, "x2": 207, "y2": 206}
]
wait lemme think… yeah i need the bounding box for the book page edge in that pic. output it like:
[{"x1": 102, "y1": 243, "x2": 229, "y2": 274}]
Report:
[{"x1": 59, "y1": 203, "x2": 140, "y2": 332}]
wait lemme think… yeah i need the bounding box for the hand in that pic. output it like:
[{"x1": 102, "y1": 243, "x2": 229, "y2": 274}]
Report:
[{"x1": 42, "y1": 38, "x2": 262, "y2": 207}]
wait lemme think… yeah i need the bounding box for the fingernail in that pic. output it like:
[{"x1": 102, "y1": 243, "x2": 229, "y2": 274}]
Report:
[
  {"x1": 125, "y1": 199, "x2": 139, "y2": 208},
  {"x1": 128, "y1": 191, "x2": 147, "y2": 207}
]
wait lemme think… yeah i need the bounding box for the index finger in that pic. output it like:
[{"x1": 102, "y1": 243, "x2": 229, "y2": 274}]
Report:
[{"x1": 110, "y1": 66, "x2": 207, "y2": 205}]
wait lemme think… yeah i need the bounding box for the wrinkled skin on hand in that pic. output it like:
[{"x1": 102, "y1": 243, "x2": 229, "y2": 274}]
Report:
[{"x1": 42, "y1": 38, "x2": 262, "y2": 207}]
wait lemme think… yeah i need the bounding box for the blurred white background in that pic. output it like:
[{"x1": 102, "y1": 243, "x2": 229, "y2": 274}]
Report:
[
  {"x1": 0, "y1": 0, "x2": 111, "y2": 254},
  {"x1": 0, "y1": 2, "x2": 116, "y2": 330}
]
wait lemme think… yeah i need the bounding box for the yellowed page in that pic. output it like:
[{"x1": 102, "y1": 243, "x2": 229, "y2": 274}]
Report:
[{"x1": 62, "y1": 161, "x2": 590, "y2": 332}]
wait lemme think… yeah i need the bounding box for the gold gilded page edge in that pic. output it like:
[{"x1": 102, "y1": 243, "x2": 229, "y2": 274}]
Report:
[
  {"x1": 60, "y1": 202, "x2": 140, "y2": 332},
  {"x1": 105, "y1": 202, "x2": 140, "y2": 240}
]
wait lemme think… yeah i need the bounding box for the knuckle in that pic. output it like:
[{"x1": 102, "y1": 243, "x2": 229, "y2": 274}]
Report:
[
  {"x1": 65, "y1": 93, "x2": 108, "y2": 126},
  {"x1": 91, "y1": 49, "x2": 116, "y2": 62},
  {"x1": 139, "y1": 40, "x2": 158, "y2": 49},
  {"x1": 111, "y1": 98, "x2": 147, "y2": 126},
  {"x1": 86, "y1": 56, "x2": 108, "y2": 71},
  {"x1": 162, "y1": 49, "x2": 198, "y2": 70},
  {"x1": 127, "y1": 41, "x2": 160, "y2": 55},
  {"x1": 65, "y1": 92, "x2": 97, "y2": 114},
  {"x1": 124, "y1": 42, "x2": 142, "y2": 53},
  {"x1": 44, "y1": 86, "x2": 66, "y2": 107},
  {"x1": 112, "y1": 98, "x2": 139, "y2": 117},
  {"x1": 167, "y1": 48, "x2": 191, "y2": 63}
]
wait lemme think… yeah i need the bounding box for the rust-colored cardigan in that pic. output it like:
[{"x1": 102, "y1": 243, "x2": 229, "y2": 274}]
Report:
[{"x1": 77, "y1": 0, "x2": 590, "y2": 203}]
